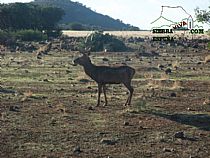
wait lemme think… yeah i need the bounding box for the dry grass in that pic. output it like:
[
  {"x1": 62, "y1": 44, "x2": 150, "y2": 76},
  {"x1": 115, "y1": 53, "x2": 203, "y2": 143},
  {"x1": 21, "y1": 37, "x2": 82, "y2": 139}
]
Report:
[
  {"x1": 171, "y1": 80, "x2": 183, "y2": 90},
  {"x1": 1, "y1": 43, "x2": 210, "y2": 157},
  {"x1": 204, "y1": 55, "x2": 210, "y2": 63},
  {"x1": 62, "y1": 30, "x2": 210, "y2": 38},
  {"x1": 203, "y1": 97, "x2": 210, "y2": 105}
]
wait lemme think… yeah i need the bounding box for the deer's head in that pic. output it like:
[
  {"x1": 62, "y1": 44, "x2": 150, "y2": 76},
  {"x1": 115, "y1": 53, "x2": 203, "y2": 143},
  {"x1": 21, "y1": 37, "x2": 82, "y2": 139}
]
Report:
[{"x1": 74, "y1": 48, "x2": 91, "y2": 66}]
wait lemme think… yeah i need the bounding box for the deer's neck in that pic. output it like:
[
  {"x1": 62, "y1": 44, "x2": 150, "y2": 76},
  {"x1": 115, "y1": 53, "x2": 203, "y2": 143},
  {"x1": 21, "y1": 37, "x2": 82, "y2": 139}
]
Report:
[{"x1": 83, "y1": 62, "x2": 97, "y2": 81}]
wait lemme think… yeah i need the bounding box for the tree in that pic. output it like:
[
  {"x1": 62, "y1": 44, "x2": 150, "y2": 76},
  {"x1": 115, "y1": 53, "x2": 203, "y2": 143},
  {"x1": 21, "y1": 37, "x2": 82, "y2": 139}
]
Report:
[
  {"x1": 81, "y1": 32, "x2": 127, "y2": 52},
  {"x1": 40, "y1": 6, "x2": 64, "y2": 30},
  {"x1": 195, "y1": 6, "x2": 210, "y2": 24},
  {"x1": 70, "y1": 23, "x2": 84, "y2": 30},
  {"x1": 0, "y1": 3, "x2": 64, "y2": 31}
]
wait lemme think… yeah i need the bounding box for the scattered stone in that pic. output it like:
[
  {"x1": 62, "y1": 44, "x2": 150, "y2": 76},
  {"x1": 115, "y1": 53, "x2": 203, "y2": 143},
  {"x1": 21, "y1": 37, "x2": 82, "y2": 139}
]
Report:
[
  {"x1": 0, "y1": 87, "x2": 16, "y2": 94},
  {"x1": 170, "y1": 92, "x2": 176, "y2": 97},
  {"x1": 165, "y1": 68, "x2": 172, "y2": 74},
  {"x1": 79, "y1": 79, "x2": 91, "y2": 83},
  {"x1": 100, "y1": 138, "x2": 117, "y2": 145},
  {"x1": 72, "y1": 100, "x2": 77, "y2": 104},
  {"x1": 24, "y1": 70, "x2": 29, "y2": 73},
  {"x1": 73, "y1": 146, "x2": 82, "y2": 154},
  {"x1": 9, "y1": 105, "x2": 20, "y2": 112},
  {"x1": 163, "y1": 148, "x2": 174, "y2": 152},
  {"x1": 66, "y1": 70, "x2": 72, "y2": 74},
  {"x1": 43, "y1": 79, "x2": 49, "y2": 82},
  {"x1": 102, "y1": 58, "x2": 109, "y2": 62},
  {"x1": 124, "y1": 121, "x2": 129, "y2": 126},
  {"x1": 158, "y1": 64, "x2": 164, "y2": 70},
  {"x1": 125, "y1": 58, "x2": 132, "y2": 61},
  {"x1": 174, "y1": 131, "x2": 185, "y2": 139},
  {"x1": 187, "y1": 107, "x2": 193, "y2": 111},
  {"x1": 88, "y1": 106, "x2": 94, "y2": 110}
]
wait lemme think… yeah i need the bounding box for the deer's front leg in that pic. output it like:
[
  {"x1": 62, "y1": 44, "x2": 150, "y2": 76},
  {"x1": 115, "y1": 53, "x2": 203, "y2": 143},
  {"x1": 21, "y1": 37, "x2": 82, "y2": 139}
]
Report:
[{"x1": 97, "y1": 84, "x2": 102, "y2": 106}]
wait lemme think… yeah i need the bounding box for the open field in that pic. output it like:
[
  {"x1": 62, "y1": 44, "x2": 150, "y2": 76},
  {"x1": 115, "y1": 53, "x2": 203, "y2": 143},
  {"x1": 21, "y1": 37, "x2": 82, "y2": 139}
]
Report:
[
  {"x1": 63, "y1": 30, "x2": 210, "y2": 39},
  {"x1": 1, "y1": 40, "x2": 210, "y2": 157}
]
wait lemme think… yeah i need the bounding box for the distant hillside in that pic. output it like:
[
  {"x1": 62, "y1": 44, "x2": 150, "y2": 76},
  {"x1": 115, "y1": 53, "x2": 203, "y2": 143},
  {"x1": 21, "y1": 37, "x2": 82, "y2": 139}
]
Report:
[{"x1": 33, "y1": 0, "x2": 139, "y2": 31}]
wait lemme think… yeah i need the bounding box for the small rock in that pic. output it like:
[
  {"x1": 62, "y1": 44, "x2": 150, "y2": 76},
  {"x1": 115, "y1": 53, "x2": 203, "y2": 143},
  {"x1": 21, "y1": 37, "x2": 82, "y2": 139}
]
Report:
[
  {"x1": 9, "y1": 105, "x2": 20, "y2": 112},
  {"x1": 100, "y1": 138, "x2": 117, "y2": 145},
  {"x1": 66, "y1": 70, "x2": 72, "y2": 74},
  {"x1": 72, "y1": 100, "x2": 77, "y2": 104},
  {"x1": 163, "y1": 148, "x2": 174, "y2": 152},
  {"x1": 187, "y1": 107, "x2": 192, "y2": 111},
  {"x1": 25, "y1": 70, "x2": 29, "y2": 73},
  {"x1": 43, "y1": 79, "x2": 49, "y2": 82},
  {"x1": 102, "y1": 58, "x2": 109, "y2": 62},
  {"x1": 124, "y1": 121, "x2": 129, "y2": 126},
  {"x1": 170, "y1": 92, "x2": 176, "y2": 97},
  {"x1": 88, "y1": 106, "x2": 94, "y2": 110},
  {"x1": 165, "y1": 68, "x2": 172, "y2": 74},
  {"x1": 125, "y1": 58, "x2": 132, "y2": 61},
  {"x1": 79, "y1": 79, "x2": 90, "y2": 83},
  {"x1": 174, "y1": 131, "x2": 185, "y2": 138},
  {"x1": 73, "y1": 146, "x2": 81, "y2": 154},
  {"x1": 158, "y1": 64, "x2": 164, "y2": 70}
]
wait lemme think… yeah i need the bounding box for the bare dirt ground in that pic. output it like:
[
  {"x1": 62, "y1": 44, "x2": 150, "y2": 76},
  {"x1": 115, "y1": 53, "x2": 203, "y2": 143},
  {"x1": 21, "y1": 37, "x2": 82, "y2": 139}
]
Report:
[{"x1": 0, "y1": 41, "x2": 210, "y2": 158}]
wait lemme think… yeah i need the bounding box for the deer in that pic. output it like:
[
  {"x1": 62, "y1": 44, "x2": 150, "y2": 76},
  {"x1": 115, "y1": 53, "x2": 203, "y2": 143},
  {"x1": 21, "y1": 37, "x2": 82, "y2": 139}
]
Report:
[{"x1": 73, "y1": 50, "x2": 135, "y2": 107}]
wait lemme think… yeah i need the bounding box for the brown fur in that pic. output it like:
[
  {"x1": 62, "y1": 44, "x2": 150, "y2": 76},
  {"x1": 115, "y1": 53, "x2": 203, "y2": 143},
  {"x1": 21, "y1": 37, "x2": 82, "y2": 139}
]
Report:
[{"x1": 74, "y1": 53, "x2": 135, "y2": 106}]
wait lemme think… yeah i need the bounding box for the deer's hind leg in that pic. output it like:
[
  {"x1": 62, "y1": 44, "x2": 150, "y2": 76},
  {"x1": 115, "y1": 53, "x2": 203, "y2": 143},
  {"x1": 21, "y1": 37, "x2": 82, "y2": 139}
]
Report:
[
  {"x1": 102, "y1": 84, "x2": 108, "y2": 106},
  {"x1": 123, "y1": 81, "x2": 134, "y2": 106},
  {"x1": 97, "y1": 84, "x2": 102, "y2": 106}
]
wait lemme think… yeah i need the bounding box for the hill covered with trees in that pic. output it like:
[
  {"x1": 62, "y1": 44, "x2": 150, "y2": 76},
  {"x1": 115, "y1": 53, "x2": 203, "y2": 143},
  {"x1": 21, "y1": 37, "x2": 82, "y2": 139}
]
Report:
[
  {"x1": 33, "y1": 0, "x2": 139, "y2": 31},
  {"x1": 0, "y1": 3, "x2": 64, "y2": 31}
]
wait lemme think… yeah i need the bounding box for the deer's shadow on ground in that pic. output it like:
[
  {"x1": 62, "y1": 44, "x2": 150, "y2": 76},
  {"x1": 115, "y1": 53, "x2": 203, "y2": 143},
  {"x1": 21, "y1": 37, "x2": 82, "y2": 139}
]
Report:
[{"x1": 149, "y1": 111, "x2": 210, "y2": 131}]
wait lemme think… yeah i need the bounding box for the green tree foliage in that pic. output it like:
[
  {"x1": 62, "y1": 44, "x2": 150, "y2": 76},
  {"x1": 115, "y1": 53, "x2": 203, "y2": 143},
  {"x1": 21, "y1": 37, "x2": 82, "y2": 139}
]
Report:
[
  {"x1": 0, "y1": 3, "x2": 64, "y2": 31},
  {"x1": 15, "y1": 29, "x2": 47, "y2": 41},
  {"x1": 81, "y1": 32, "x2": 127, "y2": 52},
  {"x1": 195, "y1": 7, "x2": 210, "y2": 24},
  {"x1": 70, "y1": 23, "x2": 84, "y2": 30},
  {"x1": 0, "y1": 29, "x2": 47, "y2": 45}
]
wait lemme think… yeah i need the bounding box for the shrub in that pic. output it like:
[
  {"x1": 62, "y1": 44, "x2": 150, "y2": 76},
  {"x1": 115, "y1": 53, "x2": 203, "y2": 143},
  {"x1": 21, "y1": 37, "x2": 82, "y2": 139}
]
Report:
[
  {"x1": 204, "y1": 55, "x2": 210, "y2": 63},
  {"x1": 70, "y1": 23, "x2": 84, "y2": 30},
  {"x1": 207, "y1": 42, "x2": 210, "y2": 50},
  {"x1": 0, "y1": 31, "x2": 11, "y2": 44},
  {"x1": 81, "y1": 31, "x2": 127, "y2": 52},
  {"x1": 15, "y1": 29, "x2": 47, "y2": 41},
  {"x1": 44, "y1": 29, "x2": 62, "y2": 38}
]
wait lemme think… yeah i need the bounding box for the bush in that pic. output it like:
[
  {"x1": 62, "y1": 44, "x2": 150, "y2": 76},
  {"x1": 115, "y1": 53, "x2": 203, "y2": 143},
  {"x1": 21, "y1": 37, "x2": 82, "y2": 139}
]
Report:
[
  {"x1": 15, "y1": 30, "x2": 47, "y2": 41},
  {"x1": 81, "y1": 31, "x2": 127, "y2": 52},
  {"x1": 70, "y1": 23, "x2": 85, "y2": 30},
  {"x1": 208, "y1": 42, "x2": 210, "y2": 50},
  {"x1": 44, "y1": 30, "x2": 62, "y2": 38},
  {"x1": 0, "y1": 31, "x2": 10, "y2": 44}
]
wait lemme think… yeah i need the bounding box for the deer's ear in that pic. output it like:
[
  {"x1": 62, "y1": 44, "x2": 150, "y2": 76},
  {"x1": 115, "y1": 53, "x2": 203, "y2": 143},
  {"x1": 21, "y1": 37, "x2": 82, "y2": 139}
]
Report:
[
  {"x1": 86, "y1": 51, "x2": 91, "y2": 56},
  {"x1": 84, "y1": 47, "x2": 91, "y2": 56},
  {"x1": 86, "y1": 47, "x2": 91, "y2": 51}
]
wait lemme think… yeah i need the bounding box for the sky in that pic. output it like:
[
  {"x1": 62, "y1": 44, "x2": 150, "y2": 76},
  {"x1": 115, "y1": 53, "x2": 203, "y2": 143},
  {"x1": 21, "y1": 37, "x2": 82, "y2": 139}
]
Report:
[{"x1": 1, "y1": 0, "x2": 209, "y2": 30}]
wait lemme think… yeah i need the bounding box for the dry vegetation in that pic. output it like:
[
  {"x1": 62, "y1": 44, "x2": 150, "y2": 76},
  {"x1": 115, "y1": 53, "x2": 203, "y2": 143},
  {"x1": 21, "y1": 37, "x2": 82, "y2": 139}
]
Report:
[{"x1": 0, "y1": 37, "x2": 210, "y2": 158}]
